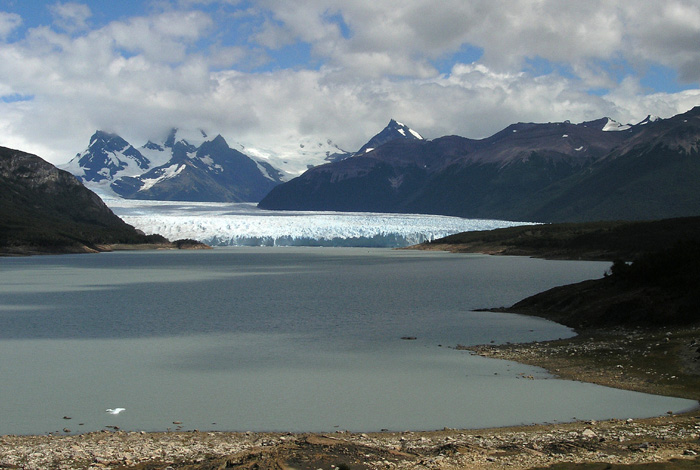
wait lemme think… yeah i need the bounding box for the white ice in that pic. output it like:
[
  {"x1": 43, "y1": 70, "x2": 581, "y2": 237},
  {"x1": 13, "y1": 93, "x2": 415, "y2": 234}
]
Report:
[
  {"x1": 107, "y1": 199, "x2": 531, "y2": 248},
  {"x1": 409, "y1": 128, "x2": 423, "y2": 139},
  {"x1": 602, "y1": 118, "x2": 631, "y2": 132},
  {"x1": 139, "y1": 164, "x2": 185, "y2": 191}
]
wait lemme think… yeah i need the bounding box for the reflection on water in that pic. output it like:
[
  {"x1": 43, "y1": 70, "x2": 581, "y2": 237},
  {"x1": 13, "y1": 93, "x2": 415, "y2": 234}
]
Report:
[{"x1": 0, "y1": 248, "x2": 695, "y2": 434}]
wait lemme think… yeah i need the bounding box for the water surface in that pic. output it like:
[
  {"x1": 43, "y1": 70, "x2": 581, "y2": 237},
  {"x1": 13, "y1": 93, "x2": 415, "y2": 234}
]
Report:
[{"x1": 0, "y1": 248, "x2": 694, "y2": 434}]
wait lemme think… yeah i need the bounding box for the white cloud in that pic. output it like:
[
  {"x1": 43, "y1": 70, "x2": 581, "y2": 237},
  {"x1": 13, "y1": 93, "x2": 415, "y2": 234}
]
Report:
[
  {"x1": 603, "y1": 77, "x2": 700, "y2": 123},
  {"x1": 49, "y1": 2, "x2": 92, "y2": 34},
  {"x1": 0, "y1": 12, "x2": 22, "y2": 40},
  {"x1": 623, "y1": 1, "x2": 700, "y2": 82},
  {"x1": 0, "y1": 1, "x2": 698, "y2": 167},
  {"x1": 104, "y1": 10, "x2": 213, "y2": 63}
]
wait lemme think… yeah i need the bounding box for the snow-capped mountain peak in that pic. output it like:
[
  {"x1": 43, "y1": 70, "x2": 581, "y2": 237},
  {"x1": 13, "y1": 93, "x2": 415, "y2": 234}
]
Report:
[
  {"x1": 63, "y1": 130, "x2": 149, "y2": 183},
  {"x1": 355, "y1": 119, "x2": 424, "y2": 155},
  {"x1": 392, "y1": 119, "x2": 424, "y2": 140},
  {"x1": 64, "y1": 128, "x2": 284, "y2": 203}
]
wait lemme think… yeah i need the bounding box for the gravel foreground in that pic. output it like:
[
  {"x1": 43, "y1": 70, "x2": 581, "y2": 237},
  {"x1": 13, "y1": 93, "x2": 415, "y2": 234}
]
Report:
[
  {"x1": 1, "y1": 414, "x2": 699, "y2": 470},
  {"x1": 2, "y1": 326, "x2": 700, "y2": 470}
]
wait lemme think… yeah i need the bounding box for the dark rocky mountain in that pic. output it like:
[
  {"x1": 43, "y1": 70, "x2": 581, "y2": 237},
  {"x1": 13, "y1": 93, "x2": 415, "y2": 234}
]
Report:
[
  {"x1": 259, "y1": 107, "x2": 700, "y2": 223},
  {"x1": 355, "y1": 119, "x2": 423, "y2": 156},
  {"x1": 0, "y1": 146, "x2": 161, "y2": 254},
  {"x1": 65, "y1": 129, "x2": 283, "y2": 202},
  {"x1": 516, "y1": 108, "x2": 700, "y2": 222}
]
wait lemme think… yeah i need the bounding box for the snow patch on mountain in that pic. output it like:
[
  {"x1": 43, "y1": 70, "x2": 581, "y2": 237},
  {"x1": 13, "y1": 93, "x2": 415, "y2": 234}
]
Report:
[
  {"x1": 140, "y1": 164, "x2": 185, "y2": 191},
  {"x1": 394, "y1": 121, "x2": 424, "y2": 139},
  {"x1": 602, "y1": 118, "x2": 631, "y2": 132},
  {"x1": 636, "y1": 115, "x2": 660, "y2": 125},
  {"x1": 139, "y1": 142, "x2": 173, "y2": 169},
  {"x1": 409, "y1": 128, "x2": 423, "y2": 139},
  {"x1": 240, "y1": 137, "x2": 351, "y2": 180}
]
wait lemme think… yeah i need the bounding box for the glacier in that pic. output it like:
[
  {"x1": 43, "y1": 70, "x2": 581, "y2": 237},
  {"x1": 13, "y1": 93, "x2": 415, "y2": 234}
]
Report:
[{"x1": 107, "y1": 199, "x2": 531, "y2": 248}]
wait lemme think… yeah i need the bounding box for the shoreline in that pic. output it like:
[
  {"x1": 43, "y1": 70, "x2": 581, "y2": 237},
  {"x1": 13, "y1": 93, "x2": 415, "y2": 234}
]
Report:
[
  {"x1": 2, "y1": 327, "x2": 699, "y2": 469},
  {"x1": 0, "y1": 240, "x2": 211, "y2": 257},
  {"x1": 2, "y1": 414, "x2": 698, "y2": 470},
  {"x1": 465, "y1": 325, "x2": 700, "y2": 402}
]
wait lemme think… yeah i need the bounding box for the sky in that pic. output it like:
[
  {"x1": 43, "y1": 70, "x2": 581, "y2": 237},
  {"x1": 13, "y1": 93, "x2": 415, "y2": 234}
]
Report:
[{"x1": 1, "y1": 0, "x2": 700, "y2": 165}]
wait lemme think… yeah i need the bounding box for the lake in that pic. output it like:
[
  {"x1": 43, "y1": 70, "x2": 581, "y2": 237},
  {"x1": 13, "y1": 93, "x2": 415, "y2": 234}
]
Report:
[{"x1": 0, "y1": 247, "x2": 695, "y2": 435}]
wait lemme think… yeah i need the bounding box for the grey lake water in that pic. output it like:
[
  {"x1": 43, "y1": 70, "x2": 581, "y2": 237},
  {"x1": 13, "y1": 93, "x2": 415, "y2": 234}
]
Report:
[{"x1": 0, "y1": 247, "x2": 695, "y2": 435}]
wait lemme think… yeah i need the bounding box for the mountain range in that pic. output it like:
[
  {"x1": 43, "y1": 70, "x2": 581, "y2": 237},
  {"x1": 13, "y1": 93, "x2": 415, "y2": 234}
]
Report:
[
  {"x1": 259, "y1": 108, "x2": 700, "y2": 222},
  {"x1": 63, "y1": 107, "x2": 700, "y2": 223},
  {"x1": 62, "y1": 121, "x2": 426, "y2": 203}
]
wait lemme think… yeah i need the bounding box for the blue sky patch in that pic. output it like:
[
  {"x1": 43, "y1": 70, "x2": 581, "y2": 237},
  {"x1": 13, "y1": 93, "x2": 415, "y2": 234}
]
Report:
[
  {"x1": 640, "y1": 65, "x2": 693, "y2": 94},
  {"x1": 1, "y1": 93, "x2": 34, "y2": 103},
  {"x1": 434, "y1": 44, "x2": 483, "y2": 74}
]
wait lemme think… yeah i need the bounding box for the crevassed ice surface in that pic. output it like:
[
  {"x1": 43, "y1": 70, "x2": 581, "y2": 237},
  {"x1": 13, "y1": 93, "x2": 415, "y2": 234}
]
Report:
[{"x1": 107, "y1": 199, "x2": 529, "y2": 247}]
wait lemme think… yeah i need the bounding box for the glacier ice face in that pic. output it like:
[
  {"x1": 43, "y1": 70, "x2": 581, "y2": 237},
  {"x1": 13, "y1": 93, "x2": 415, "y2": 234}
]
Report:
[{"x1": 108, "y1": 199, "x2": 531, "y2": 248}]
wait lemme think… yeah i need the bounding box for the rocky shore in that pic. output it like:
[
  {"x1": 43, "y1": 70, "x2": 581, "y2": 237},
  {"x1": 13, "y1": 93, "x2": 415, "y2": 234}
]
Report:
[
  {"x1": 1, "y1": 413, "x2": 698, "y2": 469},
  {"x1": 1, "y1": 239, "x2": 211, "y2": 257},
  {"x1": 2, "y1": 326, "x2": 699, "y2": 469}
]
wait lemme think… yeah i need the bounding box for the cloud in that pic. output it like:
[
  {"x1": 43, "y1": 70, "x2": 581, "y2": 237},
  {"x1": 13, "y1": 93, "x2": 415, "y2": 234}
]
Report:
[
  {"x1": 49, "y1": 2, "x2": 92, "y2": 34},
  {"x1": 0, "y1": 12, "x2": 22, "y2": 40},
  {"x1": 0, "y1": 1, "x2": 698, "y2": 166},
  {"x1": 623, "y1": 2, "x2": 700, "y2": 83},
  {"x1": 249, "y1": 1, "x2": 700, "y2": 84},
  {"x1": 603, "y1": 77, "x2": 700, "y2": 122},
  {"x1": 104, "y1": 10, "x2": 213, "y2": 63}
]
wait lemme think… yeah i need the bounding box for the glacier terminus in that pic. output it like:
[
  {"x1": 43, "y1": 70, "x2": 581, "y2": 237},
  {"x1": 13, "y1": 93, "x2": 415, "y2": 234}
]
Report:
[{"x1": 107, "y1": 199, "x2": 528, "y2": 248}]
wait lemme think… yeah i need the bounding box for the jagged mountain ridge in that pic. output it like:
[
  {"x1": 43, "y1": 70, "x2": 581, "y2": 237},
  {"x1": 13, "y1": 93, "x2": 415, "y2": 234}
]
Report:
[
  {"x1": 259, "y1": 108, "x2": 700, "y2": 223},
  {"x1": 64, "y1": 128, "x2": 284, "y2": 202},
  {"x1": 72, "y1": 131, "x2": 150, "y2": 182},
  {"x1": 112, "y1": 134, "x2": 282, "y2": 202},
  {"x1": 258, "y1": 117, "x2": 638, "y2": 213},
  {"x1": 63, "y1": 120, "x2": 424, "y2": 202}
]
